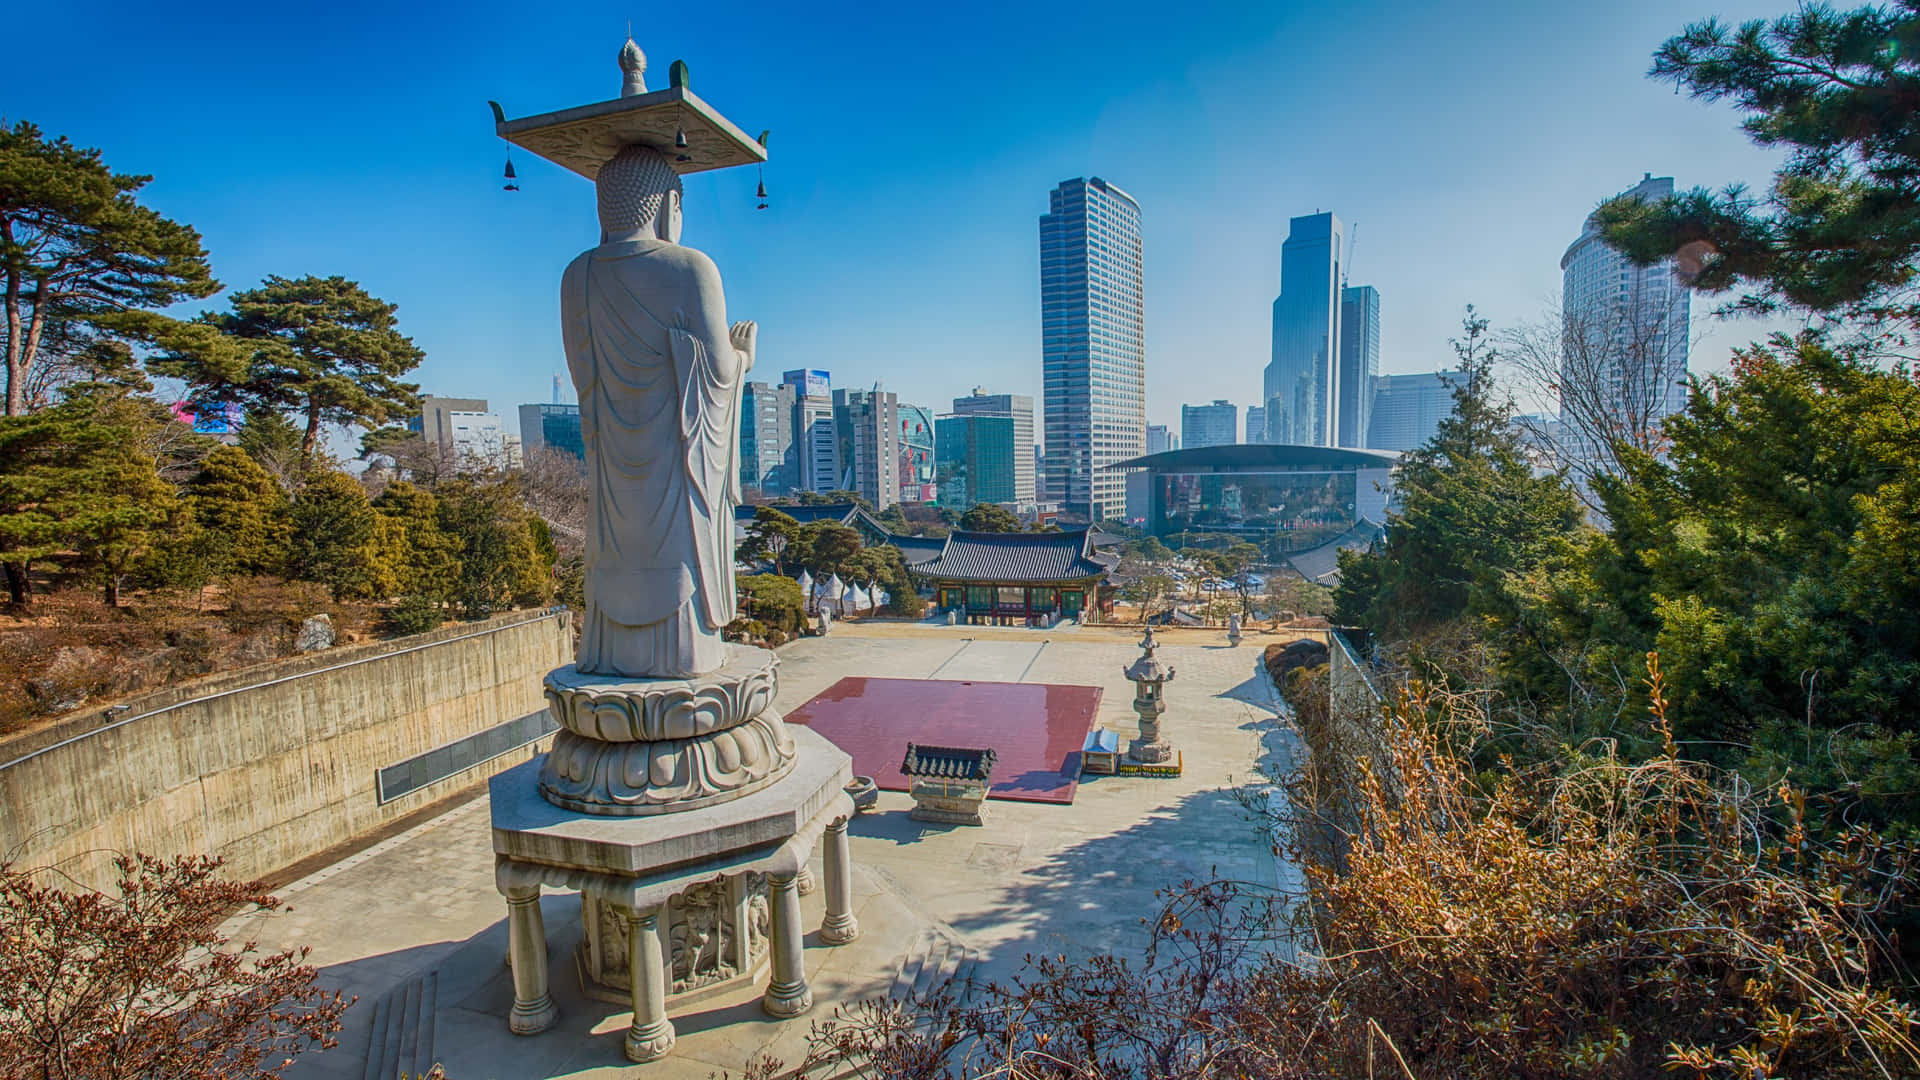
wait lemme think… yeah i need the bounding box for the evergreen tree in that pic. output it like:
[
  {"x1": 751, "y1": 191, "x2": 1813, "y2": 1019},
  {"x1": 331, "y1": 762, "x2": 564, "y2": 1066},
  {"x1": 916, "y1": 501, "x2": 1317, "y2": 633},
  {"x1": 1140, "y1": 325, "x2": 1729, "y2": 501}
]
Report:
[
  {"x1": 235, "y1": 406, "x2": 307, "y2": 490},
  {"x1": 737, "y1": 506, "x2": 799, "y2": 574},
  {"x1": 284, "y1": 470, "x2": 383, "y2": 600},
  {"x1": 185, "y1": 446, "x2": 288, "y2": 578},
  {"x1": 1334, "y1": 309, "x2": 1584, "y2": 636},
  {"x1": 958, "y1": 502, "x2": 1021, "y2": 533},
  {"x1": 0, "y1": 122, "x2": 219, "y2": 416},
  {"x1": 433, "y1": 478, "x2": 553, "y2": 617},
  {"x1": 371, "y1": 480, "x2": 460, "y2": 602},
  {"x1": 151, "y1": 276, "x2": 424, "y2": 465},
  {"x1": 1595, "y1": 2, "x2": 1920, "y2": 322}
]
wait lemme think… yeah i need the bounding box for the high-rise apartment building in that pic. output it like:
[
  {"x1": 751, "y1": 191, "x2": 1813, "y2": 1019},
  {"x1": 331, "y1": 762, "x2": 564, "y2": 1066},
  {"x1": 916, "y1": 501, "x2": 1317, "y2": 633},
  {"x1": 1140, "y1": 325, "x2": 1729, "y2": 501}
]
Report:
[
  {"x1": 1366, "y1": 372, "x2": 1453, "y2": 452},
  {"x1": 951, "y1": 389, "x2": 1035, "y2": 503},
  {"x1": 782, "y1": 369, "x2": 838, "y2": 494},
  {"x1": 740, "y1": 381, "x2": 795, "y2": 494},
  {"x1": 1338, "y1": 285, "x2": 1380, "y2": 448},
  {"x1": 1243, "y1": 406, "x2": 1268, "y2": 444},
  {"x1": 518, "y1": 402, "x2": 584, "y2": 461},
  {"x1": 833, "y1": 387, "x2": 901, "y2": 510},
  {"x1": 898, "y1": 403, "x2": 936, "y2": 503},
  {"x1": 1181, "y1": 400, "x2": 1237, "y2": 449},
  {"x1": 1145, "y1": 424, "x2": 1177, "y2": 454},
  {"x1": 1040, "y1": 177, "x2": 1146, "y2": 522},
  {"x1": 1265, "y1": 212, "x2": 1346, "y2": 446},
  {"x1": 1560, "y1": 174, "x2": 1692, "y2": 467}
]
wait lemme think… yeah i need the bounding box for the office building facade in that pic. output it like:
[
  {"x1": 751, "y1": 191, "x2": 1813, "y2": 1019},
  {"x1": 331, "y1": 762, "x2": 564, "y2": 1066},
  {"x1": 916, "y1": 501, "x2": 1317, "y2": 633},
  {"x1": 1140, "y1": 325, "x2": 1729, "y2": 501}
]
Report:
[
  {"x1": 1145, "y1": 424, "x2": 1177, "y2": 454},
  {"x1": 1244, "y1": 405, "x2": 1268, "y2": 444},
  {"x1": 1366, "y1": 372, "x2": 1453, "y2": 452},
  {"x1": 740, "y1": 381, "x2": 795, "y2": 494},
  {"x1": 1338, "y1": 285, "x2": 1380, "y2": 448},
  {"x1": 935, "y1": 413, "x2": 1018, "y2": 510},
  {"x1": 1265, "y1": 212, "x2": 1345, "y2": 446},
  {"x1": 952, "y1": 389, "x2": 1036, "y2": 503},
  {"x1": 1040, "y1": 177, "x2": 1146, "y2": 522},
  {"x1": 1181, "y1": 400, "x2": 1238, "y2": 449},
  {"x1": 833, "y1": 387, "x2": 901, "y2": 510},
  {"x1": 782, "y1": 369, "x2": 839, "y2": 494},
  {"x1": 518, "y1": 402, "x2": 584, "y2": 461},
  {"x1": 898, "y1": 403, "x2": 936, "y2": 503}
]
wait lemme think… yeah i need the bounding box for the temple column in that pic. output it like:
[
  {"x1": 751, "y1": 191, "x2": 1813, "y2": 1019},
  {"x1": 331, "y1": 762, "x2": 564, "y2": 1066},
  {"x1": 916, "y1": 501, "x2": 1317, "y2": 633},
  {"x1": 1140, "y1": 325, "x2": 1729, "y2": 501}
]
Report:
[
  {"x1": 762, "y1": 872, "x2": 812, "y2": 1017},
  {"x1": 622, "y1": 905, "x2": 676, "y2": 1062},
  {"x1": 820, "y1": 815, "x2": 859, "y2": 944},
  {"x1": 504, "y1": 885, "x2": 557, "y2": 1035}
]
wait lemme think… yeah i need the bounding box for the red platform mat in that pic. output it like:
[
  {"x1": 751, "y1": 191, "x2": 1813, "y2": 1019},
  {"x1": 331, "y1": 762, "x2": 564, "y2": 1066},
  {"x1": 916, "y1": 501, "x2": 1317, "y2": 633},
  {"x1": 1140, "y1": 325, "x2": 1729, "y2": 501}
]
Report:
[{"x1": 786, "y1": 677, "x2": 1103, "y2": 805}]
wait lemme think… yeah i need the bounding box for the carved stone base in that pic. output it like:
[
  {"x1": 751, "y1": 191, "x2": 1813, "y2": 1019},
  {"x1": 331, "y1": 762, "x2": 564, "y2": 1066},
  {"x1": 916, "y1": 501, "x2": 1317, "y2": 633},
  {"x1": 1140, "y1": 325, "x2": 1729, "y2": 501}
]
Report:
[
  {"x1": 762, "y1": 979, "x2": 813, "y2": 1017},
  {"x1": 575, "y1": 878, "x2": 771, "y2": 1009},
  {"x1": 624, "y1": 1018, "x2": 676, "y2": 1063},
  {"x1": 509, "y1": 995, "x2": 558, "y2": 1036},
  {"x1": 796, "y1": 865, "x2": 817, "y2": 896},
  {"x1": 1128, "y1": 738, "x2": 1177, "y2": 764},
  {"x1": 820, "y1": 911, "x2": 860, "y2": 945}
]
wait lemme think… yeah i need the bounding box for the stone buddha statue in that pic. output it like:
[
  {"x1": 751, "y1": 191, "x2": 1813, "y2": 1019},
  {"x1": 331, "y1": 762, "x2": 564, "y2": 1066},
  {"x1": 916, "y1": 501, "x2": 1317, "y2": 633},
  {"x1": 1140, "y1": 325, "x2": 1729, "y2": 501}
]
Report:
[{"x1": 561, "y1": 144, "x2": 756, "y2": 679}]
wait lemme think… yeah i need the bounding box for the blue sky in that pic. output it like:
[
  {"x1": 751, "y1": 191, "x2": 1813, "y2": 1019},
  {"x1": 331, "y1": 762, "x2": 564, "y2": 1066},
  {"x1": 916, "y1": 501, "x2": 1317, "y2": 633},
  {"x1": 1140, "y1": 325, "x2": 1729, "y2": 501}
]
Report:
[{"x1": 7, "y1": 0, "x2": 1797, "y2": 439}]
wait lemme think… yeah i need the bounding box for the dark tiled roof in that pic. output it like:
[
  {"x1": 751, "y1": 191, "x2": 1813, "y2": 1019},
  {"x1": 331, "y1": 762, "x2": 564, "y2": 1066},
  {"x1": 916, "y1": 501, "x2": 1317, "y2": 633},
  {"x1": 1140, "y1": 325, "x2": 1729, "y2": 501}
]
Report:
[
  {"x1": 901, "y1": 743, "x2": 998, "y2": 781},
  {"x1": 912, "y1": 528, "x2": 1113, "y2": 584},
  {"x1": 733, "y1": 502, "x2": 859, "y2": 525},
  {"x1": 889, "y1": 534, "x2": 948, "y2": 566},
  {"x1": 1285, "y1": 518, "x2": 1386, "y2": 583}
]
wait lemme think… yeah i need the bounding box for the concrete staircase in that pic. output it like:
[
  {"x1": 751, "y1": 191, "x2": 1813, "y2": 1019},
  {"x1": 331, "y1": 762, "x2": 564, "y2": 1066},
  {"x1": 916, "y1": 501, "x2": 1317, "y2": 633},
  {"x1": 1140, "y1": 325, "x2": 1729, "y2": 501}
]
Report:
[
  {"x1": 360, "y1": 970, "x2": 439, "y2": 1080},
  {"x1": 889, "y1": 926, "x2": 981, "y2": 1004}
]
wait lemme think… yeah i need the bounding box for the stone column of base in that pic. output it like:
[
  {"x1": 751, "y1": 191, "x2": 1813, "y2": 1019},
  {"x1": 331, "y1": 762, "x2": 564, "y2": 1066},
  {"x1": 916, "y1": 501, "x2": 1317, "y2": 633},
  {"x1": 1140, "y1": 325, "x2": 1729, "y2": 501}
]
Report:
[
  {"x1": 796, "y1": 864, "x2": 818, "y2": 895},
  {"x1": 762, "y1": 873, "x2": 812, "y2": 1017},
  {"x1": 820, "y1": 817, "x2": 859, "y2": 944},
  {"x1": 623, "y1": 906, "x2": 676, "y2": 1062},
  {"x1": 728, "y1": 873, "x2": 753, "y2": 971},
  {"x1": 504, "y1": 886, "x2": 558, "y2": 1035}
]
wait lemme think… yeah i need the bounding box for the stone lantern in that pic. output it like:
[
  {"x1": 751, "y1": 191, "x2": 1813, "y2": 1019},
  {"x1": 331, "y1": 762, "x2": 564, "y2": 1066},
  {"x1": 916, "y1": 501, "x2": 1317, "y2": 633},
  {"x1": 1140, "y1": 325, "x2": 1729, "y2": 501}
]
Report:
[{"x1": 1124, "y1": 626, "x2": 1177, "y2": 764}]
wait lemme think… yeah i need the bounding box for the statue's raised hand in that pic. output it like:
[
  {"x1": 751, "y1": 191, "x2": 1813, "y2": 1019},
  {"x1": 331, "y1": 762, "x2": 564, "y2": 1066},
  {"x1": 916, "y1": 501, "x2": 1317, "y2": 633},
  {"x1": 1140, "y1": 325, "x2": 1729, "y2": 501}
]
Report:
[{"x1": 729, "y1": 320, "x2": 757, "y2": 371}]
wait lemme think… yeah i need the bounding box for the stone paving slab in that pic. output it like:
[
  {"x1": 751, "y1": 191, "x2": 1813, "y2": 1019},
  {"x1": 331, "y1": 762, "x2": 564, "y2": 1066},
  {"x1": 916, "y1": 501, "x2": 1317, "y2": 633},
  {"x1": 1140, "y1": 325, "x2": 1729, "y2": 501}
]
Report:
[{"x1": 236, "y1": 624, "x2": 1298, "y2": 1080}]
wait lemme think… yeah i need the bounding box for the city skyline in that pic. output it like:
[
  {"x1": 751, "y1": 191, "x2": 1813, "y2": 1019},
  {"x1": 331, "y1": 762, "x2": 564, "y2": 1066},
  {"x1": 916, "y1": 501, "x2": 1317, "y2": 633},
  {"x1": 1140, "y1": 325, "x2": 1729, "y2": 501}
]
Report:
[{"x1": 4, "y1": 0, "x2": 1801, "y2": 450}]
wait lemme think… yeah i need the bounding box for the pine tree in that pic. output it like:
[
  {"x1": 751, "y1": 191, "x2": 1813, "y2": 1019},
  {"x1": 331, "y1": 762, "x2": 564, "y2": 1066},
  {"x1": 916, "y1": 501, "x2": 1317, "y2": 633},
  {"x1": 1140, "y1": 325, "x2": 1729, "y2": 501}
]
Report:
[
  {"x1": 186, "y1": 446, "x2": 289, "y2": 578},
  {"x1": 0, "y1": 122, "x2": 219, "y2": 416},
  {"x1": 1334, "y1": 309, "x2": 1585, "y2": 636},
  {"x1": 151, "y1": 276, "x2": 424, "y2": 465},
  {"x1": 371, "y1": 480, "x2": 460, "y2": 602},
  {"x1": 284, "y1": 470, "x2": 384, "y2": 600}
]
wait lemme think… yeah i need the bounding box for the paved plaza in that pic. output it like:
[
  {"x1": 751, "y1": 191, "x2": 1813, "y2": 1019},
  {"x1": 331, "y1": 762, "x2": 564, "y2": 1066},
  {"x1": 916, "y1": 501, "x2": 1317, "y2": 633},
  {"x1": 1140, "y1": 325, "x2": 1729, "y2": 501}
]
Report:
[{"x1": 234, "y1": 623, "x2": 1304, "y2": 1080}]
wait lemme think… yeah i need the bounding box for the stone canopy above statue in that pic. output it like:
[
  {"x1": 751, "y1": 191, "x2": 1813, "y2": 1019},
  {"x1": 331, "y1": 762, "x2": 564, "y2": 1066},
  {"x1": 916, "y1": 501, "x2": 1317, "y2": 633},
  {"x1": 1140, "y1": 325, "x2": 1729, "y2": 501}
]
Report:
[{"x1": 490, "y1": 45, "x2": 767, "y2": 180}]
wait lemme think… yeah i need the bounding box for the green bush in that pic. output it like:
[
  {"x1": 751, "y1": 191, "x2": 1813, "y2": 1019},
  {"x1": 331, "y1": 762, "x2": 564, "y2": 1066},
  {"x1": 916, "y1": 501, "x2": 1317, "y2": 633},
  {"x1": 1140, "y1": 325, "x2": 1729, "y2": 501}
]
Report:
[{"x1": 383, "y1": 594, "x2": 445, "y2": 637}]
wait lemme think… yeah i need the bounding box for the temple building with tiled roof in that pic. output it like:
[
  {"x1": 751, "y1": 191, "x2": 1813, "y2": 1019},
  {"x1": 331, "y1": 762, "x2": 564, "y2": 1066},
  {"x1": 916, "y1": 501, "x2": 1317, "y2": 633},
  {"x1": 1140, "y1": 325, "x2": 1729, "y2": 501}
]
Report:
[{"x1": 908, "y1": 528, "x2": 1116, "y2": 625}]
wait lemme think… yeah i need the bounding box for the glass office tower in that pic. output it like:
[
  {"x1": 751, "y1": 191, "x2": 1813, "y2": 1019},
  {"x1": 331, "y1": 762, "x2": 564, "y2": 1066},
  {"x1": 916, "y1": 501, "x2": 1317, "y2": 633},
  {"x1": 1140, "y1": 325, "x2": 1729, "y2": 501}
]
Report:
[
  {"x1": 1040, "y1": 177, "x2": 1146, "y2": 522},
  {"x1": 1337, "y1": 285, "x2": 1380, "y2": 449},
  {"x1": 1264, "y1": 212, "x2": 1345, "y2": 446}
]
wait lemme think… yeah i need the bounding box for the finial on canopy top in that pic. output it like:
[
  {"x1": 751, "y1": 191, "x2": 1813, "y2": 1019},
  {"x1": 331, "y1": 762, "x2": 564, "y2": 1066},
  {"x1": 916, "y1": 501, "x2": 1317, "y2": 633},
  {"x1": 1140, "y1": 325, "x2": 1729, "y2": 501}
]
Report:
[{"x1": 619, "y1": 37, "x2": 647, "y2": 97}]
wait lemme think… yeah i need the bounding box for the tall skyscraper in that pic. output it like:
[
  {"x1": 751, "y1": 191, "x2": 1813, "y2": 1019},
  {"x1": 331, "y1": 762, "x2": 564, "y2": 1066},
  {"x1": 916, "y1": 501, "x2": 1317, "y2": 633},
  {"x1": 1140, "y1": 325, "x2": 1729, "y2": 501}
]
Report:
[
  {"x1": 1338, "y1": 285, "x2": 1380, "y2": 448},
  {"x1": 1040, "y1": 177, "x2": 1146, "y2": 522},
  {"x1": 1366, "y1": 372, "x2": 1453, "y2": 452},
  {"x1": 1560, "y1": 174, "x2": 1692, "y2": 466},
  {"x1": 1145, "y1": 424, "x2": 1175, "y2": 455},
  {"x1": 740, "y1": 381, "x2": 795, "y2": 494},
  {"x1": 833, "y1": 387, "x2": 901, "y2": 510},
  {"x1": 952, "y1": 389, "x2": 1035, "y2": 503},
  {"x1": 783, "y1": 368, "x2": 838, "y2": 494},
  {"x1": 1265, "y1": 212, "x2": 1345, "y2": 446},
  {"x1": 1243, "y1": 405, "x2": 1268, "y2": 444},
  {"x1": 1181, "y1": 400, "x2": 1238, "y2": 449}
]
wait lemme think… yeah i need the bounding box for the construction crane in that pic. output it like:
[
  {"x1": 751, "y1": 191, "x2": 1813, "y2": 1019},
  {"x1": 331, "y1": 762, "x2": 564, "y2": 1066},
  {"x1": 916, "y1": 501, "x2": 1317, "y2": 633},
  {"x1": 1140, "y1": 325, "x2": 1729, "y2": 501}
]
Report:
[{"x1": 1344, "y1": 222, "x2": 1359, "y2": 288}]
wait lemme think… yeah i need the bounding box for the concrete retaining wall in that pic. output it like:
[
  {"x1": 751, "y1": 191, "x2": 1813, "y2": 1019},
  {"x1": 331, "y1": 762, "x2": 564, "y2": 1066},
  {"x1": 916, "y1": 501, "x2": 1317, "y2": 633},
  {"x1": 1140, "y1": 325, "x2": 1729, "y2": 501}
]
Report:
[{"x1": 0, "y1": 610, "x2": 572, "y2": 891}]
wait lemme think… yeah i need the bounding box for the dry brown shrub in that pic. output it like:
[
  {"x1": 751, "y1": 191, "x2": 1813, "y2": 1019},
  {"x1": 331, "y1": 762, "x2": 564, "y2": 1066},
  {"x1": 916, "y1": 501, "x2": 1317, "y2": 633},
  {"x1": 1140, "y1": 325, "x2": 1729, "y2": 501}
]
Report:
[{"x1": 778, "y1": 656, "x2": 1918, "y2": 1080}]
